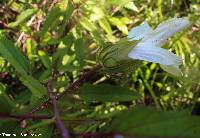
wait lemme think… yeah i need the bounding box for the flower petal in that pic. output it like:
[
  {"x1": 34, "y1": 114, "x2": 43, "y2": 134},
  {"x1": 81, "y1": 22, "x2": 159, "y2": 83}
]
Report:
[
  {"x1": 160, "y1": 64, "x2": 182, "y2": 76},
  {"x1": 128, "y1": 45, "x2": 182, "y2": 65},
  {"x1": 141, "y1": 17, "x2": 190, "y2": 47},
  {"x1": 141, "y1": 31, "x2": 168, "y2": 47},
  {"x1": 128, "y1": 21, "x2": 153, "y2": 41},
  {"x1": 156, "y1": 17, "x2": 190, "y2": 33}
]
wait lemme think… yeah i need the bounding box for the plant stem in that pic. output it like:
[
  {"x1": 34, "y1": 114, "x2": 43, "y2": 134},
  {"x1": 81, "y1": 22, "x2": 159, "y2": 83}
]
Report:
[
  {"x1": 47, "y1": 78, "x2": 70, "y2": 138},
  {"x1": 144, "y1": 80, "x2": 161, "y2": 110},
  {"x1": 58, "y1": 65, "x2": 102, "y2": 99},
  {"x1": 139, "y1": 70, "x2": 161, "y2": 110},
  {"x1": 0, "y1": 113, "x2": 52, "y2": 120},
  {"x1": 26, "y1": 65, "x2": 102, "y2": 116}
]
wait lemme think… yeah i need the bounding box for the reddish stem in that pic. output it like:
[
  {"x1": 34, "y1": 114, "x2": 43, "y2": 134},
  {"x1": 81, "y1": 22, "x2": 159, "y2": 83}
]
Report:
[
  {"x1": 47, "y1": 78, "x2": 70, "y2": 138},
  {"x1": 0, "y1": 113, "x2": 52, "y2": 121}
]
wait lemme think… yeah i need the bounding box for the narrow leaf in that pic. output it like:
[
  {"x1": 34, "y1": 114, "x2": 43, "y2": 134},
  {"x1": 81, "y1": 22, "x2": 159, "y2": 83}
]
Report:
[
  {"x1": 38, "y1": 0, "x2": 70, "y2": 37},
  {"x1": 109, "y1": 17, "x2": 128, "y2": 35},
  {"x1": 0, "y1": 37, "x2": 30, "y2": 74},
  {"x1": 74, "y1": 39, "x2": 85, "y2": 67},
  {"x1": 0, "y1": 83, "x2": 15, "y2": 113},
  {"x1": 0, "y1": 37, "x2": 46, "y2": 98},
  {"x1": 20, "y1": 74, "x2": 47, "y2": 98},
  {"x1": 80, "y1": 17, "x2": 104, "y2": 46},
  {"x1": 38, "y1": 50, "x2": 52, "y2": 69},
  {"x1": 39, "y1": 7, "x2": 61, "y2": 37},
  {"x1": 8, "y1": 8, "x2": 38, "y2": 27},
  {"x1": 79, "y1": 83, "x2": 140, "y2": 102},
  {"x1": 98, "y1": 18, "x2": 112, "y2": 35}
]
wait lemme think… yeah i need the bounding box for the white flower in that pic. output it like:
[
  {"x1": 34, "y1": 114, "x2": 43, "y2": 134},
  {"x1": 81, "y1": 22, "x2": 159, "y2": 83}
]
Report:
[{"x1": 127, "y1": 17, "x2": 190, "y2": 76}]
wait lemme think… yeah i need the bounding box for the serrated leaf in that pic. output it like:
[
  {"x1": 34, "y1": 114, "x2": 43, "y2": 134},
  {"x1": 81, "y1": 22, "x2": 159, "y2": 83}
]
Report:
[
  {"x1": 90, "y1": 7, "x2": 104, "y2": 21},
  {"x1": 80, "y1": 18, "x2": 96, "y2": 32},
  {"x1": 124, "y1": 2, "x2": 139, "y2": 12},
  {"x1": 79, "y1": 83, "x2": 140, "y2": 102},
  {"x1": 120, "y1": 17, "x2": 133, "y2": 24},
  {"x1": 98, "y1": 18, "x2": 112, "y2": 35},
  {"x1": 8, "y1": 8, "x2": 38, "y2": 27},
  {"x1": 107, "y1": 107, "x2": 200, "y2": 138},
  {"x1": 80, "y1": 17, "x2": 104, "y2": 46},
  {"x1": 108, "y1": 0, "x2": 138, "y2": 13},
  {"x1": 109, "y1": 17, "x2": 128, "y2": 35}
]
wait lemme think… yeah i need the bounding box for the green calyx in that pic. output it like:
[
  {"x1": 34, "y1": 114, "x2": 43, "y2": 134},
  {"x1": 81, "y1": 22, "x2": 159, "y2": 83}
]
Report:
[{"x1": 97, "y1": 38, "x2": 142, "y2": 73}]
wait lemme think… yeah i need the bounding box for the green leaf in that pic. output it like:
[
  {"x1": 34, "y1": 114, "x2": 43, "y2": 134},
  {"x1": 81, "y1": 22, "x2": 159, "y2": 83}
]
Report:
[
  {"x1": 107, "y1": 0, "x2": 138, "y2": 12},
  {"x1": 26, "y1": 38, "x2": 37, "y2": 61},
  {"x1": 98, "y1": 18, "x2": 112, "y2": 35},
  {"x1": 58, "y1": 0, "x2": 74, "y2": 36},
  {"x1": 0, "y1": 37, "x2": 30, "y2": 74},
  {"x1": 51, "y1": 34, "x2": 76, "y2": 71},
  {"x1": 15, "y1": 89, "x2": 31, "y2": 105},
  {"x1": 53, "y1": 76, "x2": 69, "y2": 89},
  {"x1": 38, "y1": 6, "x2": 61, "y2": 37},
  {"x1": 20, "y1": 74, "x2": 47, "y2": 98},
  {"x1": 80, "y1": 17, "x2": 104, "y2": 46},
  {"x1": 107, "y1": 107, "x2": 200, "y2": 138},
  {"x1": 79, "y1": 83, "x2": 140, "y2": 102},
  {"x1": 38, "y1": 50, "x2": 52, "y2": 69},
  {"x1": 8, "y1": 8, "x2": 38, "y2": 27},
  {"x1": 124, "y1": 2, "x2": 139, "y2": 12},
  {"x1": 62, "y1": 54, "x2": 74, "y2": 66},
  {"x1": 109, "y1": 17, "x2": 128, "y2": 35},
  {"x1": 38, "y1": 0, "x2": 70, "y2": 37},
  {"x1": 107, "y1": 0, "x2": 129, "y2": 6},
  {"x1": 0, "y1": 83, "x2": 15, "y2": 113},
  {"x1": 74, "y1": 38, "x2": 86, "y2": 67},
  {"x1": 0, "y1": 120, "x2": 21, "y2": 134},
  {"x1": 80, "y1": 18, "x2": 96, "y2": 32},
  {"x1": 25, "y1": 119, "x2": 54, "y2": 131},
  {"x1": 33, "y1": 125, "x2": 54, "y2": 138},
  {"x1": 52, "y1": 33, "x2": 74, "y2": 65},
  {"x1": 37, "y1": 69, "x2": 52, "y2": 82},
  {"x1": 90, "y1": 7, "x2": 105, "y2": 21},
  {"x1": 21, "y1": 94, "x2": 48, "y2": 114},
  {"x1": 0, "y1": 37, "x2": 45, "y2": 98},
  {"x1": 120, "y1": 17, "x2": 133, "y2": 24}
]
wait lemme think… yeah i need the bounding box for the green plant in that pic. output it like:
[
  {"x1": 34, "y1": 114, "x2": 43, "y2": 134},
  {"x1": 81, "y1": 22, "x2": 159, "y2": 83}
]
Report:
[{"x1": 0, "y1": 0, "x2": 200, "y2": 138}]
